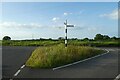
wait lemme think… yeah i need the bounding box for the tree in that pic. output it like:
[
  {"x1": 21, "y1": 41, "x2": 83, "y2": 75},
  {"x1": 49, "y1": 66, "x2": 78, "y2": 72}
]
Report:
[
  {"x1": 94, "y1": 34, "x2": 103, "y2": 41},
  {"x1": 48, "y1": 38, "x2": 52, "y2": 40},
  {"x1": 71, "y1": 38, "x2": 77, "y2": 40},
  {"x1": 58, "y1": 37, "x2": 64, "y2": 40},
  {"x1": 103, "y1": 35, "x2": 110, "y2": 40},
  {"x1": 111, "y1": 36, "x2": 117, "y2": 40},
  {"x1": 3, "y1": 36, "x2": 11, "y2": 40},
  {"x1": 83, "y1": 38, "x2": 89, "y2": 41}
]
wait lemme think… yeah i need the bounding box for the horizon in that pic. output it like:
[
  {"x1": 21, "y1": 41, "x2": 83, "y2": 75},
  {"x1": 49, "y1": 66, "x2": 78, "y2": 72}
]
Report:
[
  {"x1": 1, "y1": 33, "x2": 119, "y2": 40},
  {"x1": 0, "y1": 2, "x2": 118, "y2": 40}
]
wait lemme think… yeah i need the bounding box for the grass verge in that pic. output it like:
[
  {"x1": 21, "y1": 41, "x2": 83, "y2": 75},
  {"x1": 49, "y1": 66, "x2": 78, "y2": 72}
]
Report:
[
  {"x1": 25, "y1": 44, "x2": 105, "y2": 68},
  {"x1": 2, "y1": 40, "x2": 119, "y2": 47}
]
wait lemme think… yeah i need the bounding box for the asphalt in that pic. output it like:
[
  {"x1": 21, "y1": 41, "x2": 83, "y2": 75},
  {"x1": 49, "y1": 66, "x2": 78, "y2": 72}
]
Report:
[
  {"x1": 2, "y1": 46, "x2": 36, "y2": 79},
  {"x1": 1, "y1": 46, "x2": 119, "y2": 80}
]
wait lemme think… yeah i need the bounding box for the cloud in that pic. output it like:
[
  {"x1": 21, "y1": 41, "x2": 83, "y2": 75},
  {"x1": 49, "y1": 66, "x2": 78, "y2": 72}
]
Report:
[
  {"x1": 0, "y1": 22, "x2": 42, "y2": 29},
  {"x1": 87, "y1": 27, "x2": 97, "y2": 32},
  {"x1": 79, "y1": 11, "x2": 83, "y2": 14},
  {"x1": 63, "y1": 12, "x2": 72, "y2": 16},
  {"x1": 64, "y1": 12, "x2": 68, "y2": 16},
  {"x1": 52, "y1": 17, "x2": 60, "y2": 22},
  {"x1": 100, "y1": 9, "x2": 118, "y2": 20},
  {"x1": 51, "y1": 25, "x2": 64, "y2": 30}
]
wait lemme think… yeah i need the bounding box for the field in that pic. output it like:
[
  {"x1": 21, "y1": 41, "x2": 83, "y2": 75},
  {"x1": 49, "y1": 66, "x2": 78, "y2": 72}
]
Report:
[
  {"x1": 1, "y1": 39, "x2": 119, "y2": 47},
  {"x1": 25, "y1": 44, "x2": 105, "y2": 68}
]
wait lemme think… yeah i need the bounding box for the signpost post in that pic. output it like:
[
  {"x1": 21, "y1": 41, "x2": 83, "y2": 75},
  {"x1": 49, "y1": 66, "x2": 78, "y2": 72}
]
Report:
[{"x1": 64, "y1": 20, "x2": 74, "y2": 47}]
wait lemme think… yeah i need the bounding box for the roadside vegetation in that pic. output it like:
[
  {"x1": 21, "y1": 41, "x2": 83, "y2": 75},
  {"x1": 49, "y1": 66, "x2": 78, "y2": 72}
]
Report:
[
  {"x1": 25, "y1": 44, "x2": 105, "y2": 68},
  {"x1": 0, "y1": 40, "x2": 2, "y2": 46},
  {"x1": 1, "y1": 34, "x2": 119, "y2": 47},
  {"x1": 1, "y1": 40, "x2": 119, "y2": 47},
  {"x1": 1, "y1": 34, "x2": 118, "y2": 68}
]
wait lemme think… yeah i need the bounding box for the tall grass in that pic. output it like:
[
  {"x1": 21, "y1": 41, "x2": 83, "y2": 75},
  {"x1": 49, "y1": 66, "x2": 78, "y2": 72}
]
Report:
[
  {"x1": 2, "y1": 40, "x2": 61, "y2": 46},
  {"x1": 2, "y1": 40, "x2": 119, "y2": 47},
  {"x1": 68, "y1": 40, "x2": 119, "y2": 47},
  {"x1": 26, "y1": 44, "x2": 105, "y2": 68},
  {"x1": 0, "y1": 40, "x2": 2, "y2": 46}
]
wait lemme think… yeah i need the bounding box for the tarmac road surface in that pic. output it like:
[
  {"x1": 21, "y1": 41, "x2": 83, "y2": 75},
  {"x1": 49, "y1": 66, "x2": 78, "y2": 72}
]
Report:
[{"x1": 2, "y1": 46, "x2": 119, "y2": 80}]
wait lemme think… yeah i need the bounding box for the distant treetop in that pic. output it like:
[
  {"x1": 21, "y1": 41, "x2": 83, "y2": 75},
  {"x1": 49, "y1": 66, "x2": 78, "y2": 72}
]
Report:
[{"x1": 3, "y1": 36, "x2": 11, "y2": 41}]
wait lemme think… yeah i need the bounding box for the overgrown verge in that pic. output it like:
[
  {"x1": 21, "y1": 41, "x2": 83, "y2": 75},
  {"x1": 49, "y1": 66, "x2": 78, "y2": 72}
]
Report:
[
  {"x1": 25, "y1": 44, "x2": 105, "y2": 68},
  {"x1": 1, "y1": 40, "x2": 119, "y2": 47}
]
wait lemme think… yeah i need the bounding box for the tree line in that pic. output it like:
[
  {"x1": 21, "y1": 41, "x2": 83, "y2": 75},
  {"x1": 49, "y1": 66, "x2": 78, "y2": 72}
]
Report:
[{"x1": 2, "y1": 34, "x2": 119, "y2": 41}]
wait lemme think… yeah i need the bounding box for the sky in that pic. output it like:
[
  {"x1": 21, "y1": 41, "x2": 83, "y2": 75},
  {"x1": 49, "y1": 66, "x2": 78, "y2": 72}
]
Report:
[
  {"x1": 0, "y1": 2, "x2": 118, "y2": 40},
  {"x1": 1, "y1": 0, "x2": 119, "y2": 2}
]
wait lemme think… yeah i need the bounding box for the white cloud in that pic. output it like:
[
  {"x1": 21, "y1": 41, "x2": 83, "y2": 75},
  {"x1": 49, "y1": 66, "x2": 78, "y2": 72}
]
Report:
[
  {"x1": 0, "y1": 22, "x2": 42, "y2": 29},
  {"x1": 87, "y1": 27, "x2": 97, "y2": 32},
  {"x1": 63, "y1": 12, "x2": 72, "y2": 16},
  {"x1": 52, "y1": 17, "x2": 60, "y2": 22},
  {"x1": 100, "y1": 9, "x2": 118, "y2": 20},
  {"x1": 64, "y1": 12, "x2": 68, "y2": 16},
  {"x1": 79, "y1": 10, "x2": 84, "y2": 14}
]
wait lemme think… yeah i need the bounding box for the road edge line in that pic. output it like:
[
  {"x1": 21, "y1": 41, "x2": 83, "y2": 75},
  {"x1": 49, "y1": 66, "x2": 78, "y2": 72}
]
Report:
[
  {"x1": 14, "y1": 70, "x2": 21, "y2": 76},
  {"x1": 114, "y1": 74, "x2": 120, "y2": 80},
  {"x1": 21, "y1": 65, "x2": 25, "y2": 69},
  {"x1": 53, "y1": 49, "x2": 109, "y2": 70},
  {"x1": 9, "y1": 64, "x2": 26, "y2": 80}
]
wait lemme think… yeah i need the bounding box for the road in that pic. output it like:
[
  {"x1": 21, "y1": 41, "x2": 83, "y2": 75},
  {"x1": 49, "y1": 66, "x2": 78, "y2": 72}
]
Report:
[
  {"x1": 2, "y1": 46, "x2": 36, "y2": 79},
  {"x1": 2, "y1": 46, "x2": 119, "y2": 80}
]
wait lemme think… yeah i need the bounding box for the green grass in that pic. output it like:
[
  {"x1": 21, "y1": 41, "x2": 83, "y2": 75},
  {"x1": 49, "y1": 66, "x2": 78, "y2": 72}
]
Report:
[
  {"x1": 25, "y1": 44, "x2": 105, "y2": 68},
  {"x1": 1, "y1": 40, "x2": 119, "y2": 47},
  {"x1": 0, "y1": 40, "x2": 2, "y2": 46},
  {"x1": 68, "y1": 40, "x2": 119, "y2": 47},
  {"x1": 2, "y1": 40, "x2": 61, "y2": 46}
]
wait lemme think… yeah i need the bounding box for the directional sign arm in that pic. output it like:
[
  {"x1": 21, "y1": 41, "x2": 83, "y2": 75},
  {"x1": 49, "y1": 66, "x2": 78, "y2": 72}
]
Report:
[{"x1": 67, "y1": 25, "x2": 74, "y2": 27}]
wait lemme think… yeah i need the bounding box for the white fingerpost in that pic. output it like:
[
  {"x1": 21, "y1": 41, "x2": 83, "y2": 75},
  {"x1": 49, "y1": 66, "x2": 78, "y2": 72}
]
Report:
[
  {"x1": 64, "y1": 20, "x2": 67, "y2": 47},
  {"x1": 64, "y1": 20, "x2": 74, "y2": 47}
]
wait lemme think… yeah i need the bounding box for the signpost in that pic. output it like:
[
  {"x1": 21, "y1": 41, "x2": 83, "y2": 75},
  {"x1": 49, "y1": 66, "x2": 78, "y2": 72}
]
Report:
[{"x1": 64, "y1": 20, "x2": 74, "y2": 47}]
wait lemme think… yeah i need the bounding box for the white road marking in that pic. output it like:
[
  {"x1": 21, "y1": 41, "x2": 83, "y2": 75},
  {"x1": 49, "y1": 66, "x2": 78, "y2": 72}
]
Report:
[
  {"x1": 114, "y1": 74, "x2": 120, "y2": 80},
  {"x1": 10, "y1": 64, "x2": 26, "y2": 80},
  {"x1": 108, "y1": 49, "x2": 116, "y2": 51},
  {"x1": 14, "y1": 70, "x2": 21, "y2": 76},
  {"x1": 53, "y1": 49, "x2": 109, "y2": 70},
  {"x1": 107, "y1": 48, "x2": 120, "y2": 51},
  {"x1": 21, "y1": 65, "x2": 25, "y2": 69}
]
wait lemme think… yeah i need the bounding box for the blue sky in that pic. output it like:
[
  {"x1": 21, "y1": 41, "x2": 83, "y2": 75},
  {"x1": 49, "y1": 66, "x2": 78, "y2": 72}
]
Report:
[{"x1": 0, "y1": 2, "x2": 118, "y2": 40}]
